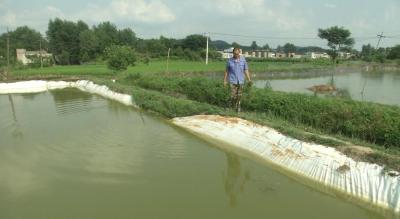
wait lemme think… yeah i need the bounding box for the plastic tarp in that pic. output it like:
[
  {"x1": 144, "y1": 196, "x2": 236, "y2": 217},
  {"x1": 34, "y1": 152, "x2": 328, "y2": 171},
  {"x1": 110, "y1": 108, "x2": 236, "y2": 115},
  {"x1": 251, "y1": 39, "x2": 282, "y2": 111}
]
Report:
[
  {"x1": 0, "y1": 80, "x2": 134, "y2": 106},
  {"x1": 172, "y1": 115, "x2": 400, "y2": 213}
]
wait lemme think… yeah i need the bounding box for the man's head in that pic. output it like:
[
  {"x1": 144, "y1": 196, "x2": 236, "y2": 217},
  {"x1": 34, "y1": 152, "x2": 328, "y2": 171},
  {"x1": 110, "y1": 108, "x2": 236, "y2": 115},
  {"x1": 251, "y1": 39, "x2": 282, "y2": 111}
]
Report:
[{"x1": 233, "y1": 47, "x2": 241, "y2": 58}]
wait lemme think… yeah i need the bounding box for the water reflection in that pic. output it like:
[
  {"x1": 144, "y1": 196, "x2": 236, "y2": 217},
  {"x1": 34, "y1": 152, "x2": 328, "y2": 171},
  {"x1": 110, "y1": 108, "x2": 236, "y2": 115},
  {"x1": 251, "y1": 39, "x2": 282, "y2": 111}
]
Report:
[
  {"x1": 223, "y1": 151, "x2": 251, "y2": 207},
  {"x1": 20, "y1": 92, "x2": 42, "y2": 101},
  {"x1": 7, "y1": 94, "x2": 23, "y2": 138},
  {"x1": 50, "y1": 88, "x2": 95, "y2": 115}
]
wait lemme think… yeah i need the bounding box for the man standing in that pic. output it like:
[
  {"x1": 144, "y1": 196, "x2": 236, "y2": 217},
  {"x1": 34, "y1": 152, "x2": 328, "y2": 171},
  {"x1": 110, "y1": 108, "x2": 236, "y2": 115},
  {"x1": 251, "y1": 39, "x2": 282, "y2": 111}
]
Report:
[{"x1": 224, "y1": 47, "x2": 251, "y2": 112}]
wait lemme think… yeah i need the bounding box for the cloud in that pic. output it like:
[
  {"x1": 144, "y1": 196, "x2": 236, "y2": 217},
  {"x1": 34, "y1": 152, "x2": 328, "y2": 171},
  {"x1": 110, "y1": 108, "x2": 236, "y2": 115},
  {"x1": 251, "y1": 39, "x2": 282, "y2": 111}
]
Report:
[
  {"x1": 350, "y1": 19, "x2": 371, "y2": 31},
  {"x1": 0, "y1": 10, "x2": 17, "y2": 27},
  {"x1": 0, "y1": 0, "x2": 175, "y2": 32},
  {"x1": 0, "y1": 6, "x2": 66, "y2": 32},
  {"x1": 46, "y1": 5, "x2": 65, "y2": 19},
  {"x1": 77, "y1": 0, "x2": 176, "y2": 24},
  {"x1": 324, "y1": 3, "x2": 337, "y2": 9},
  {"x1": 210, "y1": 0, "x2": 307, "y2": 31}
]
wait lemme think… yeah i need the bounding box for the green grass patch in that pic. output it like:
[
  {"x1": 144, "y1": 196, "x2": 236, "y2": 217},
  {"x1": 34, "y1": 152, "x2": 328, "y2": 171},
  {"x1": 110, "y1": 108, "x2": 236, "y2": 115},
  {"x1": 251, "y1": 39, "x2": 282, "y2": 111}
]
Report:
[{"x1": 9, "y1": 59, "x2": 333, "y2": 78}]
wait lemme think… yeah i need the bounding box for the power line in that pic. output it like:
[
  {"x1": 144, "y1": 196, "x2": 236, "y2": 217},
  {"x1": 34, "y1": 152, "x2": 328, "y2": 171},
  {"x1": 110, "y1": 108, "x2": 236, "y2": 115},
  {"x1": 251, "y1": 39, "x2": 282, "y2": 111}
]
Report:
[
  {"x1": 376, "y1": 32, "x2": 386, "y2": 49},
  {"x1": 207, "y1": 32, "x2": 398, "y2": 43},
  {"x1": 209, "y1": 32, "x2": 318, "y2": 40}
]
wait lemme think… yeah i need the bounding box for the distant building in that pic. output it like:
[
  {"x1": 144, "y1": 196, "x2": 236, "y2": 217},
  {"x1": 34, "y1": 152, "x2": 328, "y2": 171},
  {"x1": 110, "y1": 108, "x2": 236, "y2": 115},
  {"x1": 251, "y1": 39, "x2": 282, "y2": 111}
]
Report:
[
  {"x1": 218, "y1": 47, "x2": 243, "y2": 59},
  {"x1": 306, "y1": 52, "x2": 330, "y2": 59},
  {"x1": 292, "y1": 54, "x2": 303, "y2": 59},
  {"x1": 219, "y1": 48, "x2": 306, "y2": 59},
  {"x1": 275, "y1": 52, "x2": 287, "y2": 58},
  {"x1": 16, "y1": 49, "x2": 52, "y2": 65},
  {"x1": 243, "y1": 50, "x2": 274, "y2": 59},
  {"x1": 338, "y1": 52, "x2": 355, "y2": 59}
]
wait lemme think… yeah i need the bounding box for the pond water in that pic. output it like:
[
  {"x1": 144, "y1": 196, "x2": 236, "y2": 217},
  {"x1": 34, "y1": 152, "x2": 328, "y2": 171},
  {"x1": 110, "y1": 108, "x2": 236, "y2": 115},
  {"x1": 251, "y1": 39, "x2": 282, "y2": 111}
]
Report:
[
  {"x1": 0, "y1": 89, "x2": 395, "y2": 219},
  {"x1": 253, "y1": 71, "x2": 400, "y2": 106}
]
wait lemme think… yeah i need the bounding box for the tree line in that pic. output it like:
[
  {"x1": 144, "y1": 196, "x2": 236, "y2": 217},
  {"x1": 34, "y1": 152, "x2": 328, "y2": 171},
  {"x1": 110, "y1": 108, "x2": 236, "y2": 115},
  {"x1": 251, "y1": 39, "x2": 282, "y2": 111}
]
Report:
[
  {"x1": 0, "y1": 20, "x2": 399, "y2": 67},
  {"x1": 0, "y1": 18, "x2": 222, "y2": 66}
]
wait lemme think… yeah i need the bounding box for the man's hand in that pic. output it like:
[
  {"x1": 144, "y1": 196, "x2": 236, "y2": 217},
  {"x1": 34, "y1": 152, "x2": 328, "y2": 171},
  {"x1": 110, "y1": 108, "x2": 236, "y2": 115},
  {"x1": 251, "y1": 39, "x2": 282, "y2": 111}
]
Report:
[
  {"x1": 224, "y1": 80, "x2": 228, "y2": 87},
  {"x1": 247, "y1": 80, "x2": 253, "y2": 87}
]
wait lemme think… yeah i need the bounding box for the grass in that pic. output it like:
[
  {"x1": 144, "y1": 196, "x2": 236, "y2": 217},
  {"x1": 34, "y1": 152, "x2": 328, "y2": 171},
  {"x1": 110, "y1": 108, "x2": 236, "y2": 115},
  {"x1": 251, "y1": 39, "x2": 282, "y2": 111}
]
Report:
[{"x1": 9, "y1": 59, "x2": 333, "y2": 78}]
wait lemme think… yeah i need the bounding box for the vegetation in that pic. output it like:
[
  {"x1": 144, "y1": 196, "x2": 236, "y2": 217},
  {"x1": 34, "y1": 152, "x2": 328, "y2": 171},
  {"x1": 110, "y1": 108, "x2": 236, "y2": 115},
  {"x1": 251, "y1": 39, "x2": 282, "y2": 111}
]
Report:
[
  {"x1": 2, "y1": 19, "x2": 400, "y2": 68},
  {"x1": 104, "y1": 45, "x2": 136, "y2": 71},
  {"x1": 318, "y1": 26, "x2": 355, "y2": 63},
  {"x1": 9, "y1": 59, "x2": 335, "y2": 78},
  {"x1": 0, "y1": 26, "x2": 47, "y2": 66},
  {"x1": 283, "y1": 43, "x2": 297, "y2": 56},
  {"x1": 387, "y1": 45, "x2": 400, "y2": 60}
]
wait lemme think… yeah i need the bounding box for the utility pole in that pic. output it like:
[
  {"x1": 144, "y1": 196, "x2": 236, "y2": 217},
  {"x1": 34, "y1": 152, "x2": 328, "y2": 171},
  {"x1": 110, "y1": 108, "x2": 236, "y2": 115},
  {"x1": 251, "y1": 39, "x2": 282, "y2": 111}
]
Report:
[
  {"x1": 205, "y1": 32, "x2": 209, "y2": 65},
  {"x1": 40, "y1": 39, "x2": 43, "y2": 68},
  {"x1": 376, "y1": 32, "x2": 386, "y2": 49},
  {"x1": 166, "y1": 48, "x2": 170, "y2": 73},
  {"x1": 6, "y1": 27, "x2": 10, "y2": 69}
]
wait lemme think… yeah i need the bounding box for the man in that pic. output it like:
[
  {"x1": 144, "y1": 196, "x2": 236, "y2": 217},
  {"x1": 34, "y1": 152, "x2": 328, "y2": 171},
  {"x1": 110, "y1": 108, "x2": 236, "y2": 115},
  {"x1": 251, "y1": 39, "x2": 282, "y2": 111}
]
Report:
[{"x1": 224, "y1": 47, "x2": 251, "y2": 112}]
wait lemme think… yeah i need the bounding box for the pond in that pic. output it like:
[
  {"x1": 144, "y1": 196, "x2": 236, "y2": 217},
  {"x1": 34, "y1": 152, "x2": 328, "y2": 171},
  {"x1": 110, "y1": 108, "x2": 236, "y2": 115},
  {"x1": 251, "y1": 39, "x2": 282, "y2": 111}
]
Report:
[
  {"x1": 0, "y1": 89, "x2": 395, "y2": 219},
  {"x1": 253, "y1": 71, "x2": 400, "y2": 106}
]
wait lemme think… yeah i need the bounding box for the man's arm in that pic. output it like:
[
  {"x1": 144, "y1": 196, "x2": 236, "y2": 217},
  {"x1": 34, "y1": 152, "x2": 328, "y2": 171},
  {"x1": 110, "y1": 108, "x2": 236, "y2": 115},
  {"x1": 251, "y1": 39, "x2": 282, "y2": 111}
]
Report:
[
  {"x1": 244, "y1": 59, "x2": 251, "y2": 82},
  {"x1": 224, "y1": 70, "x2": 228, "y2": 86},
  {"x1": 224, "y1": 60, "x2": 229, "y2": 86},
  {"x1": 245, "y1": 69, "x2": 251, "y2": 82}
]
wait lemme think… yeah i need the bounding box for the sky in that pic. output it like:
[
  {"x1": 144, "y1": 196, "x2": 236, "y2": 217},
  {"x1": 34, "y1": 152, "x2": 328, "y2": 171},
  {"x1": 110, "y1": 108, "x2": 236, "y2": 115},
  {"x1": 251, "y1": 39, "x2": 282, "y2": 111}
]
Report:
[{"x1": 0, "y1": 0, "x2": 399, "y2": 49}]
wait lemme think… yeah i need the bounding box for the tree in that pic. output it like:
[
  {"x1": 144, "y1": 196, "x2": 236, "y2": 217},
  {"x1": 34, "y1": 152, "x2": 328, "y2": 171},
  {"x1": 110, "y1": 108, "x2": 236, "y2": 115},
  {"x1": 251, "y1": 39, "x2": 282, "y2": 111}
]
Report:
[
  {"x1": 183, "y1": 34, "x2": 206, "y2": 51},
  {"x1": 0, "y1": 26, "x2": 47, "y2": 64},
  {"x1": 118, "y1": 28, "x2": 137, "y2": 47},
  {"x1": 360, "y1": 44, "x2": 375, "y2": 62},
  {"x1": 262, "y1": 43, "x2": 270, "y2": 50},
  {"x1": 173, "y1": 46, "x2": 185, "y2": 58},
  {"x1": 387, "y1": 45, "x2": 400, "y2": 60},
  {"x1": 47, "y1": 18, "x2": 88, "y2": 64},
  {"x1": 318, "y1": 26, "x2": 354, "y2": 63},
  {"x1": 283, "y1": 43, "x2": 296, "y2": 56},
  {"x1": 183, "y1": 48, "x2": 201, "y2": 61},
  {"x1": 79, "y1": 30, "x2": 99, "y2": 63},
  {"x1": 374, "y1": 48, "x2": 387, "y2": 63},
  {"x1": 104, "y1": 45, "x2": 136, "y2": 71},
  {"x1": 141, "y1": 39, "x2": 167, "y2": 57},
  {"x1": 93, "y1": 22, "x2": 119, "y2": 55},
  {"x1": 250, "y1": 41, "x2": 259, "y2": 50},
  {"x1": 231, "y1": 42, "x2": 241, "y2": 48},
  {"x1": 159, "y1": 35, "x2": 179, "y2": 50}
]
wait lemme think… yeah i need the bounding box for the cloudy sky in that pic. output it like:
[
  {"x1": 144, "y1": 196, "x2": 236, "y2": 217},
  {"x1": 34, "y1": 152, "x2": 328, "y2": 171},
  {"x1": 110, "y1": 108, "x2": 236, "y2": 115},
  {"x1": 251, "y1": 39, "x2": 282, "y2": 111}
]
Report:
[{"x1": 0, "y1": 0, "x2": 399, "y2": 49}]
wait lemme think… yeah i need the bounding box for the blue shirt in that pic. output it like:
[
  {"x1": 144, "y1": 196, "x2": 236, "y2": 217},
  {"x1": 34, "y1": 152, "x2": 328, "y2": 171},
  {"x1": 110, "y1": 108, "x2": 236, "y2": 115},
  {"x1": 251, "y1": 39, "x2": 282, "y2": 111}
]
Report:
[{"x1": 226, "y1": 56, "x2": 248, "y2": 85}]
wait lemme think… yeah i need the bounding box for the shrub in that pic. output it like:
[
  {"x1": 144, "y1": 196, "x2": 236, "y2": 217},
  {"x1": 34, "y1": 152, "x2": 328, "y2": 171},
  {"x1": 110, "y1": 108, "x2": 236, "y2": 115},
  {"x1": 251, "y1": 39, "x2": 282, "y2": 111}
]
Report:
[
  {"x1": 104, "y1": 45, "x2": 136, "y2": 72},
  {"x1": 132, "y1": 87, "x2": 222, "y2": 118}
]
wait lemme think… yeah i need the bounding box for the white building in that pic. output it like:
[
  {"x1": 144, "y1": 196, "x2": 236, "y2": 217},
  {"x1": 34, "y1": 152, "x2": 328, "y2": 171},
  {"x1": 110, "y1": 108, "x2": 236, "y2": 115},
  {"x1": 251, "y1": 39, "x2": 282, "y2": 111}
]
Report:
[
  {"x1": 16, "y1": 49, "x2": 52, "y2": 65},
  {"x1": 338, "y1": 52, "x2": 355, "y2": 59},
  {"x1": 218, "y1": 47, "x2": 242, "y2": 59},
  {"x1": 306, "y1": 52, "x2": 330, "y2": 59}
]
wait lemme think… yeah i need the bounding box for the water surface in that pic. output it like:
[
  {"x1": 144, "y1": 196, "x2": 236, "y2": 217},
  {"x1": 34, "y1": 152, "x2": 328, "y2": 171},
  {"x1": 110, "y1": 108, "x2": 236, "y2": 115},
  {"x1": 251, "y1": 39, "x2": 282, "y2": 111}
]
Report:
[
  {"x1": 254, "y1": 71, "x2": 400, "y2": 105},
  {"x1": 0, "y1": 89, "x2": 395, "y2": 219}
]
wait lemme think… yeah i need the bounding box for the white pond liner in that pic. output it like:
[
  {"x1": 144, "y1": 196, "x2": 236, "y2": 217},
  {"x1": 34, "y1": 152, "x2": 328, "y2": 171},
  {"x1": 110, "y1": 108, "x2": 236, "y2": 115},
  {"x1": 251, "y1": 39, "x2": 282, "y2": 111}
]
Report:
[
  {"x1": 1, "y1": 80, "x2": 399, "y2": 214},
  {"x1": 171, "y1": 115, "x2": 400, "y2": 214},
  {"x1": 0, "y1": 80, "x2": 134, "y2": 106}
]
